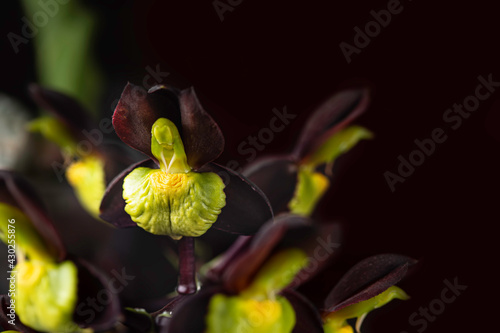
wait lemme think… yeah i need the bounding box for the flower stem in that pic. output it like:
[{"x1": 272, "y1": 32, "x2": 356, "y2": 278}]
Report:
[{"x1": 177, "y1": 237, "x2": 196, "y2": 294}]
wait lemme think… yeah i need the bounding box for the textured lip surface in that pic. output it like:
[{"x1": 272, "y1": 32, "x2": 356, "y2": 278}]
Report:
[{"x1": 99, "y1": 158, "x2": 158, "y2": 228}]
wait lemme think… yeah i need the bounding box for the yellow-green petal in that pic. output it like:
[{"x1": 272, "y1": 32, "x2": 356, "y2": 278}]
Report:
[
  {"x1": 304, "y1": 125, "x2": 373, "y2": 169},
  {"x1": 323, "y1": 323, "x2": 354, "y2": 333},
  {"x1": 323, "y1": 286, "x2": 410, "y2": 333},
  {"x1": 0, "y1": 203, "x2": 52, "y2": 262},
  {"x1": 123, "y1": 168, "x2": 226, "y2": 239},
  {"x1": 288, "y1": 168, "x2": 329, "y2": 217},
  {"x1": 28, "y1": 116, "x2": 78, "y2": 156},
  {"x1": 206, "y1": 294, "x2": 295, "y2": 333},
  {"x1": 243, "y1": 248, "x2": 308, "y2": 298},
  {"x1": 151, "y1": 118, "x2": 191, "y2": 174},
  {"x1": 13, "y1": 260, "x2": 80, "y2": 332},
  {"x1": 65, "y1": 154, "x2": 106, "y2": 218},
  {"x1": 289, "y1": 126, "x2": 372, "y2": 217}
]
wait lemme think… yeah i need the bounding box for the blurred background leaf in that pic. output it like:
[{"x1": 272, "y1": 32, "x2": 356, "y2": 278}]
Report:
[{"x1": 21, "y1": 0, "x2": 103, "y2": 114}]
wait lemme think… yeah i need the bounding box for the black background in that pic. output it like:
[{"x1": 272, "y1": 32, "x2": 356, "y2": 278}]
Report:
[{"x1": 1, "y1": 0, "x2": 499, "y2": 332}]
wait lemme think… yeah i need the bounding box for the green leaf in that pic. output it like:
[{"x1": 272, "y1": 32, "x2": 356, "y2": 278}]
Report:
[
  {"x1": 13, "y1": 260, "x2": 80, "y2": 332},
  {"x1": 21, "y1": 0, "x2": 103, "y2": 113}
]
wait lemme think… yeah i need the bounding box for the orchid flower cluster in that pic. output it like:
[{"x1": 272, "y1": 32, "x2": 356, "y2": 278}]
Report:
[{"x1": 0, "y1": 82, "x2": 416, "y2": 333}]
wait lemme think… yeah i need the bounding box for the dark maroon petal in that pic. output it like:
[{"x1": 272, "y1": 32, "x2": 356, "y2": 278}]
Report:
[
  {"x1": 0, "y1": 174, "x2": 17, "y2": 208},
  {"x1": 323, "y1": 254, "x2": 417, "y2": 313},
  {"x1": 281, "y1": 290, "x2": 324, "y2": 333},
  {"x1": 0, "y1": 170, "x2": 66, "y2": 261},
  {"x1": 293, "y1": 88, "x2": 370, "y2": 160},
  {"x1": 179, "y1": 87, "x2": 225, "y2": 169},
  {"x1": 222, "y1": 214, "x2": 312, "y2": 293},
  {"x1": 162, "y1": 286, "x2": 223, "y2": 333},
  {"x1": 28, "y1": 83, "x2": 95, "y2": 141},
  {"x1": 204, "y1": 235, "x2": 252, "y2": 283},
  {"x1": 151, "y1": 295, "x2": 187, "y2": 317},
  {"x1": 99, "y1": 159, "x2": 158, "y2": 228},
  {"x1": 153, "y1": 295, "x2": 188, "y2": 333},
  {"x1": 156, "y1": 315, "x2": 171, "y2": 333},
  {"x1": 72, "y1": 258, "x2": 121, "y2": 331},
  {"x1": 98, "y1": 142, "x2": 138, "y2": 184},
  {"x1": 121, "y1": 308, "x2": 154, "y2": 333},
  {"x1": 199, "y1": 163, "x2": 273, "y2": 235},
  {"x1": 0, "y1": 295, "x2": 37, "y2": 332},
  {"x1": 147, "y1": 85, "x2": 183, "y2": 132},
  {"x1": 112, "y1": 83, "x2": 179, "y2": 161},
  {"x1": 243, "y1": 156, "x2": 298, "y2": 214},
  {"x1": 222, "y1": 225, "x2": 285, "y2": 293},
  {"x1": 97, "y1": 228, "x2": 178, "y2": 311}
]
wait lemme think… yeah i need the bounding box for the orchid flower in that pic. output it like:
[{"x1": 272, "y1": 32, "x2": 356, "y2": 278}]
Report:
[
  {"x1": 100, "y1": 83, "x2": 273, "y2": 239},
  {"x1": 160, "y1": 215, "x2": 337, "y2": 333},
  {"x1": 99, "y1": 83, "x2": 273, "y2": 295},
  {"x1": 244, "y1": 88, "x2": 373, "y2": 216},
  {"x1": 0, "y1": 171, "x2": 120, "y2": 332},
  {"x1": 28, "y1": 84, "x2": 129, "y2": 219},
  {"x1": 320, "y1": 254, "x2": 415, "y2": 333},
  {"x1": 151, "y1": 215, "x2": 415, "y2": 333}
]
